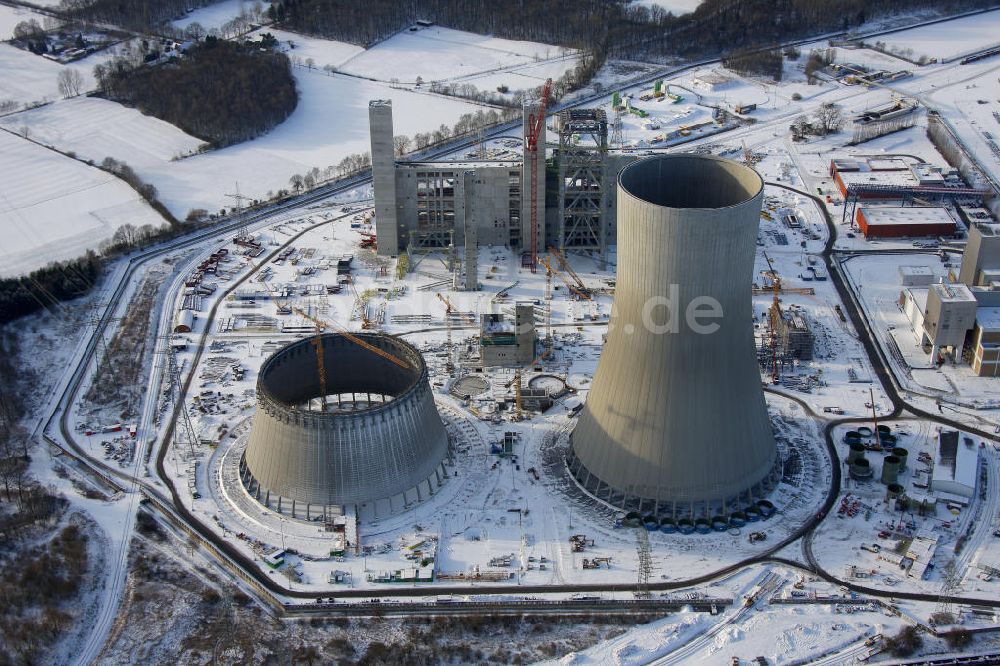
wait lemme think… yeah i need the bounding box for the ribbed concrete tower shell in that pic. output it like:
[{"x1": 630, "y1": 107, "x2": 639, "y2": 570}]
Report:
[
  {"x1": 568, "y1": 154, "x2": 779, "y2": 519},
  {"x1": 241, "y1": 333, "x2": 449, "y2": 520}
]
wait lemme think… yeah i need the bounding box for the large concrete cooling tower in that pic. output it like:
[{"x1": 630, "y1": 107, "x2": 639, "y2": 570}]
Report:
[
  {"x1": 240, "y1": 333, "x2": 449, "y2": 520},
  {"x1": 567, "y1": 154, "x2": 779, "y2": 519}
]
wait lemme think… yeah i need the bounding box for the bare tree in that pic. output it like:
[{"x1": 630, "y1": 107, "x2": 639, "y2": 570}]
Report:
[
  {"x1": 392, "y1": 134, "x2": 411, "y2": 157},
  {"x1": 184, "y1": 22, "x2": 206, "y2": 41},
  {"x1": 57, "y1": 69, "x2": 84, "y2": 97},
  {"x1": 289, "y1": 174, "x2": 304, "y2": 192},
  {"x1": 814, "y1": 102, "x2": 844, "y2": 136}
]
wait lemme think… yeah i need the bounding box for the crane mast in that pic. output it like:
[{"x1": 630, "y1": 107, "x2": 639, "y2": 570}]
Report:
[
  {"x1": 525, "y1": 78, "x2": 552, "y2": 273},
  {"x1": 763, "y1": 251, "x2": 781, "y2": 384}
]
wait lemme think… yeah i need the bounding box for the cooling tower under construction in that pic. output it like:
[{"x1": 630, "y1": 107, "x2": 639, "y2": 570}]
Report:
[
  {"x1": 568, "y1": 154, "x2": 779, "y2": 519},
  {"x1": 240, "y1": 333, "x2": 449, "y2": 520}
]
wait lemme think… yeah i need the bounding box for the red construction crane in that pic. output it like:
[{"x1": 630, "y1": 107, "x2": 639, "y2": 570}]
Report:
[{"x1": 524, "y1": 78, "x2": 552, "y2": 273}]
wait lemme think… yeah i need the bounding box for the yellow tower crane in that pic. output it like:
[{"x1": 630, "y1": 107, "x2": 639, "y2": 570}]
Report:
[
  {"x1": 548, "y1": 246, "x2": 590, "y2": 298},
  {"x1": 538, "y1": 256, "x2": 591, "y2": 301},
  {"x1": 762, "y1": 251, "x2": 781, "y2": 384}
]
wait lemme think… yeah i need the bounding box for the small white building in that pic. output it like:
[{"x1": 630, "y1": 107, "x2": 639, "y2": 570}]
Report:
[
  {"x1": 931, "y1": 430, "x2": 980, "y2": 500},
  {"x1": 901, "y1": 287, "x2": 929, "y2": 342},
  {"x1": 692, "y1": 71, "x2": 734, "y2": 92},
  {"x1": 899, "y1": 265, "x2": 937, "y2": 287}
]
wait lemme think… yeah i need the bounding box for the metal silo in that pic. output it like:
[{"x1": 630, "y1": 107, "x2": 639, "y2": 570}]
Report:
[
  {"x1": 880, "y1": 455, "x2": 901, "y2": 485},
  {"x1": 241, "y1": 333, "x2": 450, "y2": 520},
  {"x1": 567, "y1": 154, "x2": 779, "y2": 519},
  {"x1": 891, "y1": 446, "x2": 908, "y2": 471}
]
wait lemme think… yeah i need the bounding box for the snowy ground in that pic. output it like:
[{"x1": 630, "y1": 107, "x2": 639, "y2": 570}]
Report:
[
  {"x1": 0, "y1": 4, "x2": 53, "y2": 40},
  {"x1": 0, "y1": 130, "x2": 168, "y2": 277},
  {"x1": 0, "y1": 96, "x2": 207, "y2": 164},
  {"x1": 878, "y1": 9, "x2": 1000, "y2": 62},
  {"x1": 630, "y1": 0, "x2": 703, "y2": 15},
  {"x1": 4, "y1": 67, "x2": 482, "y2": 221},
  {"x1": 337, "y1": 24, "x2": 578, "y2": 85},
  {"x1": 151, "y1": 211, "x2": 830, "y2": 594},
  {"x1": 921, "y1": 62, "x2": 1000, "y2": 189},
  {"x1": 170, "y1": 0, "x2": 262, "y2": 32},
  {"x1": 259, "y1": 27, "x2": 364, "y2": 70},
  {"x1": 841, "y1": 252, "x2": 1000, "y2": 414},
  {"x1": 0, "y1": 43, "x2": 100, "y2": 107}
]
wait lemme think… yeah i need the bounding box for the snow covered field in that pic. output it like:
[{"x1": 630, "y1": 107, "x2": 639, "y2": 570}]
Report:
[
  {"x1": 879, "y1": 9, "x2": 1000, "y2": 61},
  {"x1": 0, "y1": 97, "x2": 206, "y2": 165},
  {"x1": 0, "y1": 4, "x2": 52, "y2": 40},
  {"x1": 0, "y1": 43, "x2": 98, "y2": 107},
  {"x1": 262, "y1": 28, "x2": 363, "y2": 69},
  {"x1": 0, "y1": 131, "x2": 167, "y2": 277},
  {"x1": 5, "y1": 67, "x2": 481, "y2": 221},
  {"x1": 338, "y1": 25, "x2": 577, "y2": 84},
  {"x1": 630, "y1": 0, "x2": 703, "y2": 15},
  {"x1": 171, "y1": 0, "x2": 261, "y2": 32}
]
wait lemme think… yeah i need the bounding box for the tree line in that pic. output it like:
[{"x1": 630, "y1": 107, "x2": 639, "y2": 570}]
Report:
[
  {"x1": 94, "y1": 38, "x2": 297, "y2": 147},
  {"x1": 0, "y1": 253, "x2": 101, "y2": 324},
  {"x1": 268, "y1": 0, "x2": 996, "y2": 62},
  {"x1": 271, "y1": 0, "x2": 616, "y2": 48}
]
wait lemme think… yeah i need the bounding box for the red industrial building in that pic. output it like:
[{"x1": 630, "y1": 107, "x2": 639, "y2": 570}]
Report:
[
  {"x1": 856, "y1": 206, "x2": 957, "y2": 239},
  {"x1": 830, "y1": 158, "x2": 918, "y2": 198}
]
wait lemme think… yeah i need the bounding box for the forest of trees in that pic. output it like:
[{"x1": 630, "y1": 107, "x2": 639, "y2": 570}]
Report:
[
  {"x1": 0, "y1": 252, "x2": 102, "y2": 325},
  {"x1": 722, "y1": 48, "x2": 784, "y2": 81},
  {"x1": 94, "y1": 38, "x2": 297, "y2": 147},
  {"x1": 62, "y1": 0, "x2": 211, "y2": 32},
  {"x1": 266, "y1": 0, "x2": 997, "y2": 61}
]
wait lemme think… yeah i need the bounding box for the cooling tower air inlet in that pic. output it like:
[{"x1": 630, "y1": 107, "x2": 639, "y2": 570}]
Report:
[
  {"x1": 568, "y1": 155, "x2": 779, "y2": 519},
  {"x1": 240, "y1": 333, "x2": 449, "y2": 520}
]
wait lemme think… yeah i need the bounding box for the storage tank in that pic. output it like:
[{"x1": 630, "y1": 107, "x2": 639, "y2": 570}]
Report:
[
  {"x1": 849, "y1": 457, "x2": 873, "y2": 480},
  {"x1": 880, "y1": 455, "x2": 901, "y2": 485},
  {"x1": 757, "y1": 499, "x2": 776, "y2": 518},
  {"x1": 241, "y1": 333, "x2": 450, "y2": 520},
  {"x1": 892, "y1": 446, "x2": 908, "y2": 471},
  {"x1": 567, "y1": 155, "x2": 778, "y2": 519},
  {"x1": 846, "y1": 442, "x2": 866, "y2": 465},
  {"x1": 886, "y1": 482, "x2": 904, "y2": 502}
]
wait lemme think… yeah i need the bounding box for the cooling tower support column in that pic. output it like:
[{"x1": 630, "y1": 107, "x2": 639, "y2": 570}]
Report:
[{"x1": 568, "y1": 155, "x2": 779, "y2": 520}]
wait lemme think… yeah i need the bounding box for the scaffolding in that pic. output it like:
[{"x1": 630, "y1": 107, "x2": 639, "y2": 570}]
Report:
[{"x1": 557, "y1": 109, "x2": 609, "y2": 259}]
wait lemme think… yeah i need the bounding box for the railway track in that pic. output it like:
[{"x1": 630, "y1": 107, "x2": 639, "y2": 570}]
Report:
[{"x1": 32, "y1": 16, "x2": 1000, "y2": 666}]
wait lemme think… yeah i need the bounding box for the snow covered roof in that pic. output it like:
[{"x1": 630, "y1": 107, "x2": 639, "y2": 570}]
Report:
[
  {"x1": 932, "y1": 430, "x2": 980, "y2": 493},
  {"x1": 976, "y1": 306, "x2": 1000, "y2": 330},
  {"x1": 859, "y1": 206, "x2": 955, "y2": 227},
  {"x1": 840, "y1": 170, "x2": 919, "y2": 189},
  {"x1": 930, "y1": 282, "x2": 976, "y2": 303}
]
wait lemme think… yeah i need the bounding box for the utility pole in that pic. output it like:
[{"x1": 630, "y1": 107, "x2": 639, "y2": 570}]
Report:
[
  {"x1": 635, "y1": 526, "x2": 652, "y2": 598},
  {"x1": 870, "y1": 387, "x2": 881, "y2": 449},
  {"x1": 225, "y1": 182, "x2": 252, "y2": 242}
]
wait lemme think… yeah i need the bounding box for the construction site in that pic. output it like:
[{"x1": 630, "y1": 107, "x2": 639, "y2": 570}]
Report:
[
  {"x1": 123, "y1": 73, "x2": 1000, "y2": 607},
  {"x1": 134, "y1": 129, "x2": 857, "y2": 596}
]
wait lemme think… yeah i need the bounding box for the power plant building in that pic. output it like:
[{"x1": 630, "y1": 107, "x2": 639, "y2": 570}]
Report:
[
  {"x1": 241, "y1": 333, "x2": 450, "y2": 520},
  {"x1": 568, "y1": 155, "x2": 779, "y2": 519},
  {"x1": 931, "y1": 431, "x2": 980, "y2": 502},
  {"x1": 368, "y1": 99, "x2": 635, "y2": 258},
  {"x1": 480, "y1": 303, "x2": 536, "y2": 367}
]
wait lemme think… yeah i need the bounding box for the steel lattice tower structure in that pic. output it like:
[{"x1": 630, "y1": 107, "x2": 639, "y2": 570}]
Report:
[{"x1": 557, "y1": 109, "x2": 609, "y2": 258}]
